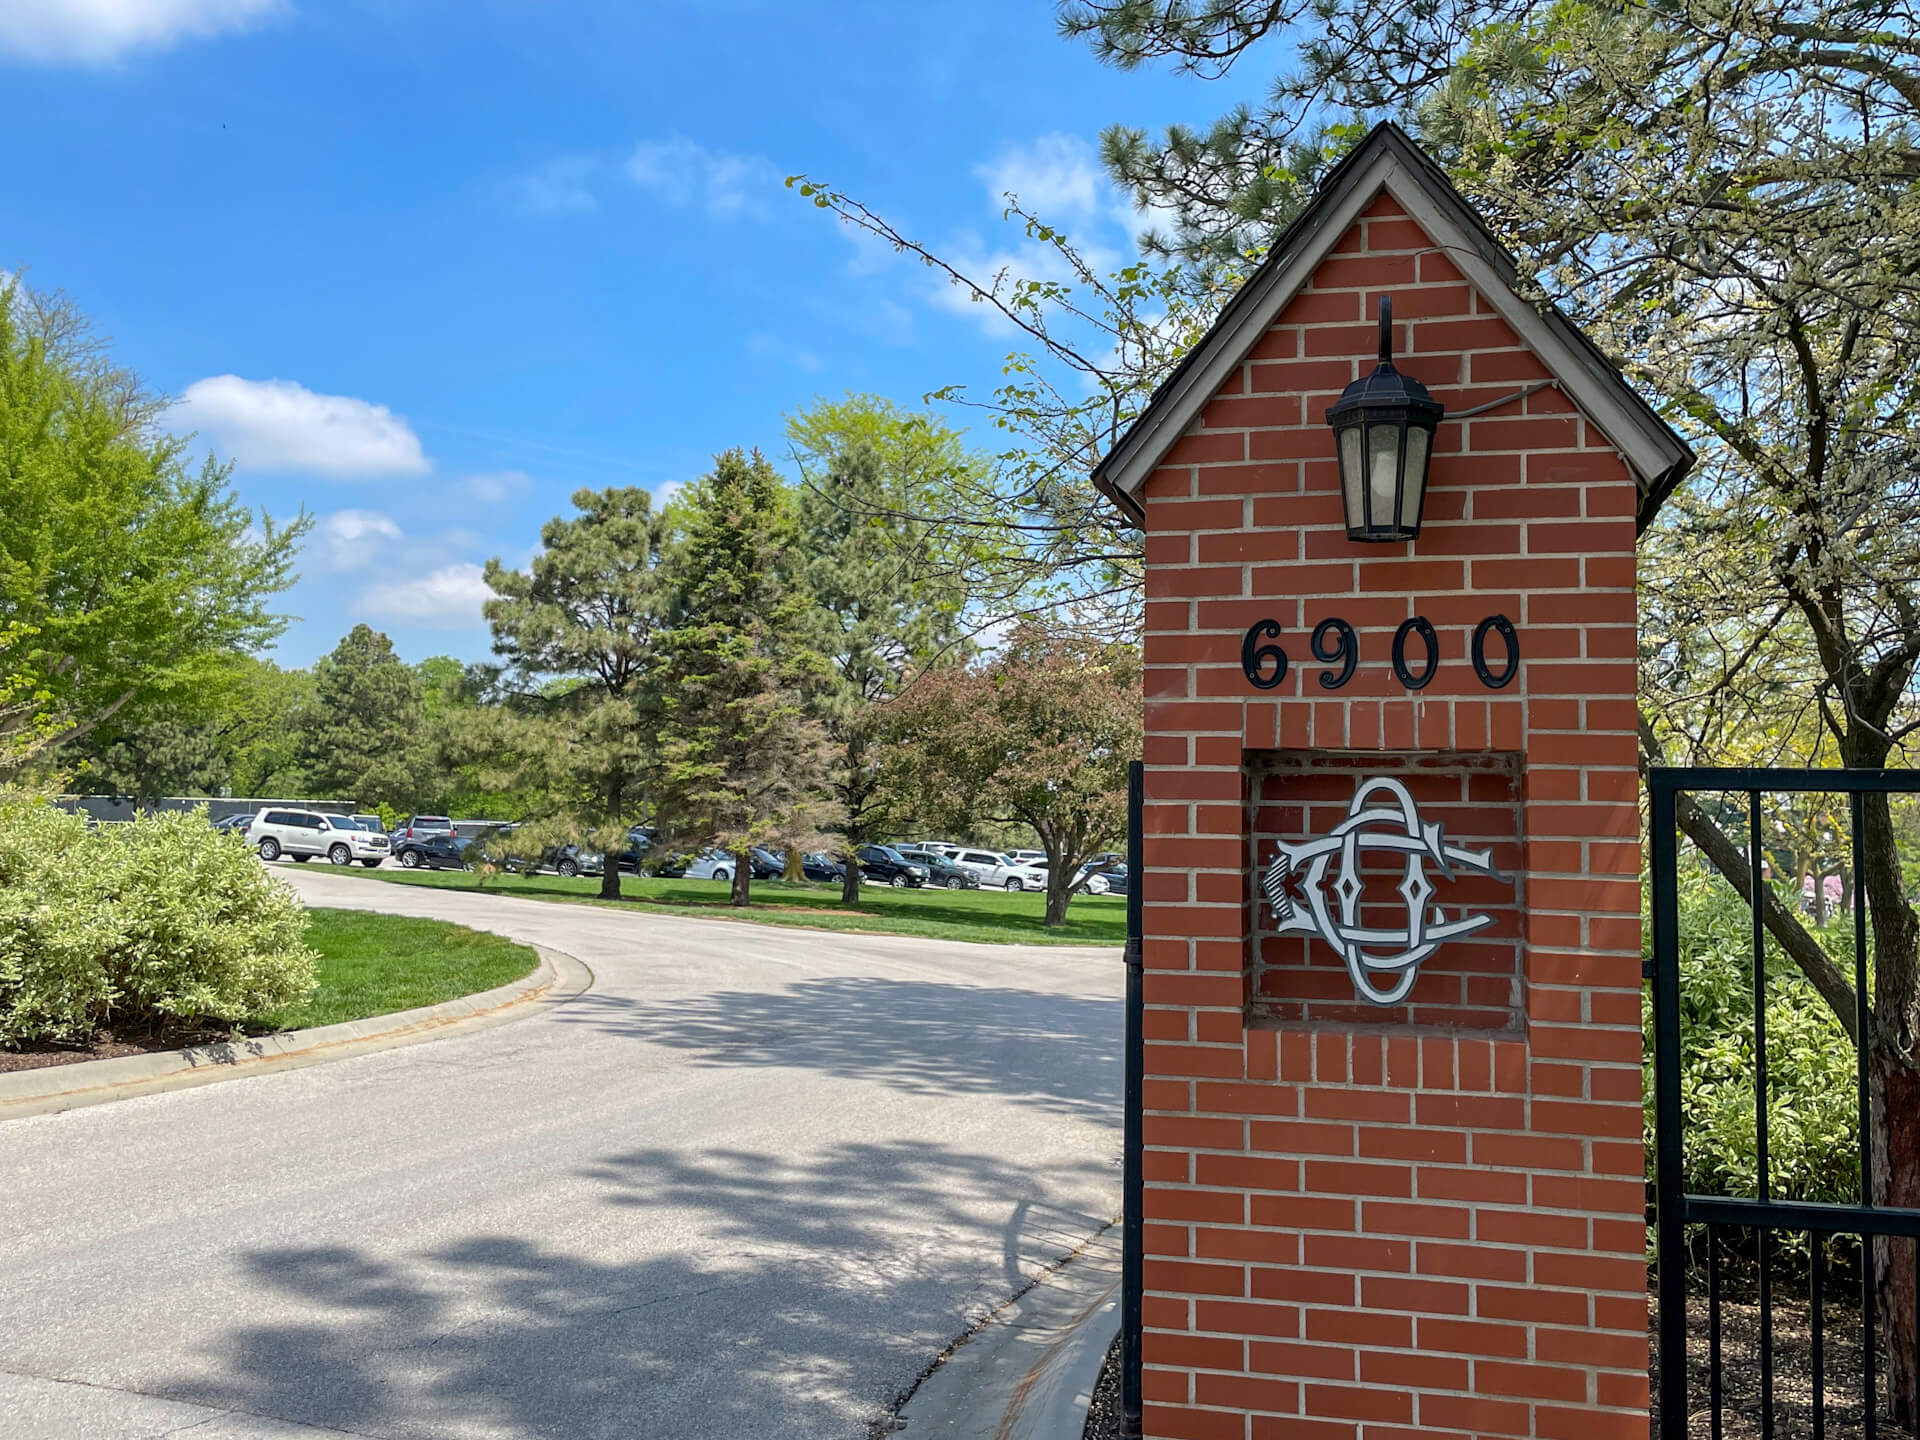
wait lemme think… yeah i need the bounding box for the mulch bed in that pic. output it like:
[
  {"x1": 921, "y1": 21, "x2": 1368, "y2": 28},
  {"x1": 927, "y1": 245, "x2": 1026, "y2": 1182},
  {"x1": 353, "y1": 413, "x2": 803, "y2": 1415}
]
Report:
[
  {"x1": 0, "y1": 1022, "x2": 243, "y2": 1074},
  {"x1": 1654, "y1": 1255, "x2": 1917, "y2": 1440},
  {"x1": 1083, "y1": 1331, "x2": 1121, "y2": 1440}
]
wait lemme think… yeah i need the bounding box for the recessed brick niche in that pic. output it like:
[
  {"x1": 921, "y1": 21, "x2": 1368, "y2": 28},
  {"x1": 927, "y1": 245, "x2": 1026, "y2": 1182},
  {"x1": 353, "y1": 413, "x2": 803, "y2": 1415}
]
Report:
[{"x1": 1248, "y1": 750, "x2": 1525, "y2": 1033}]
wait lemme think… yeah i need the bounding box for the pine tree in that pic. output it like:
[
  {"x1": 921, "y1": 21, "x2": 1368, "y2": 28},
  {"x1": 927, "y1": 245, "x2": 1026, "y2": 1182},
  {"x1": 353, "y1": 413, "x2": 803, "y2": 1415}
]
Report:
[
  {"x1": 481, "y1": 487, "x2": 672, "y2": 900},
  {"x1": 655, "y1": 449, "x2": 828, "y2": 907}
]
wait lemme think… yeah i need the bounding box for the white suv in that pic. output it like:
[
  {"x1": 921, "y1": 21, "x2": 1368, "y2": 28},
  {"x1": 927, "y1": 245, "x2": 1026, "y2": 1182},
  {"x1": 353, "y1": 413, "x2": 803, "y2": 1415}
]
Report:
[
  {"x1": 248, "y1": 808, "x2": 390, "y2": 868},
  {"x1": 949, "y1": 848, "x2": 1048, "y2": 892}
]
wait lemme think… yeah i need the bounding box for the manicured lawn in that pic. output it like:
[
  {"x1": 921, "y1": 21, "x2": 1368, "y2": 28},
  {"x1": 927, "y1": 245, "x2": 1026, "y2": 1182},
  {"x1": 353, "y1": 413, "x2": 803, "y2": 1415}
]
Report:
[
  {"x1": 266, "y1": 908, "x2": 542, "y2": 1030},
  {"x1": 336, "y1": 867, "x2": 1128, "y2": 946}
]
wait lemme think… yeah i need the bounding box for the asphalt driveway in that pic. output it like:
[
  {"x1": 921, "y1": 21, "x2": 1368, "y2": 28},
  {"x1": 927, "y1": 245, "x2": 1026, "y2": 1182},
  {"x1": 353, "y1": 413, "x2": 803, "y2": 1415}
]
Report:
[{"x1": 0, "y1": 868, "x2": 1122, "y2": 1439}]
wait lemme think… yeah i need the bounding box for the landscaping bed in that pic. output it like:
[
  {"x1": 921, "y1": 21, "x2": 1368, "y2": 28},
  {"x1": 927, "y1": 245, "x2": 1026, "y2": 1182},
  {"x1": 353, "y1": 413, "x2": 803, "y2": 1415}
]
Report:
[
  {"x1": 0, "y1": 908, "x2": 538, "y2": 1073},
  {"x1": 340, "y1": 865, "x2": 1129, "y2": 946}
]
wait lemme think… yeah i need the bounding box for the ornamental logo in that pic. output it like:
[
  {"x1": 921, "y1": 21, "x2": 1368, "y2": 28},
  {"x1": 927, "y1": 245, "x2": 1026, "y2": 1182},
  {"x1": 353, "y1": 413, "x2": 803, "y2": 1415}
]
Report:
[{"x1": 1261, "y1": 777, "x2": 1512, "y2": 1006}]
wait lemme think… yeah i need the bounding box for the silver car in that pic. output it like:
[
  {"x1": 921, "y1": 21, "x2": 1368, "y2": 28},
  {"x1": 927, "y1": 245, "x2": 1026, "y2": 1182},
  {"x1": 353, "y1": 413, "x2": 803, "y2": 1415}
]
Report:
[{"x1": 247, "y1": 808, "x2": 390, "y2": 867}]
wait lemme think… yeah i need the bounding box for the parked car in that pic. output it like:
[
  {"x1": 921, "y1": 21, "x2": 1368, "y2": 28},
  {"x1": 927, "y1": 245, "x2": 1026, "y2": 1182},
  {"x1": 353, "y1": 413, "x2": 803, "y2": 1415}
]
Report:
[
  {"x1": 1088, "y1": 862, "x2": 1130, "y2": 896},
  {"x1": 391, "y1": 814, "x2": 454, "y2": 844},
  {"x1": 895, "y1": 848, "x2": 981, "y2": 890},
  {"x1": 211, "y1": 812, "x2": 254, "y2": 834},
  {"x1": 802, "y1": 851, "x2": 844, "y2": 882},
  {"x1": 348, "y1": 814, "x2": 386, "y2": 833},
  {"x1": 856, "y1": 844, "x2": 928, "y2": 888},
  {"x1": 247, "y1": 808, "x2": 391, "y2": 867},
  {"x1": 392, "y1": 832, "x2": 472, "y2": 870},
  {"x1": 1007, "y1": 849, "x2": 1047, "y2": 865},
  {"x1": 682, "y1": 849, "x2": 739, "y2": 882},
  {"x1": 948, "y1": 848, "x2": 1048, "y2": 891},
  {"x1": 548, "y1": 843, "x2": 604, "y2": 878}
]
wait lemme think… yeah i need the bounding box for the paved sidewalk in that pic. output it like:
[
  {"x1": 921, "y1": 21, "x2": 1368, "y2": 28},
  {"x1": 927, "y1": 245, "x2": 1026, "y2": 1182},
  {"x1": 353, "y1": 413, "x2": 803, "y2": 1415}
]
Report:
[{"x1": 896, "y1": 1223, "x2": 1120, "y2": 1440}]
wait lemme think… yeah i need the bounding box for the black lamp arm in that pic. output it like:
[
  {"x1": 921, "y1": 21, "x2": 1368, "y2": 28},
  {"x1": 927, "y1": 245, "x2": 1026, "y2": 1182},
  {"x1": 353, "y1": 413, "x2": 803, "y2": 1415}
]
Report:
[{"x1": 1377, "y1": 294, "x2": 1393, "y2": 362}]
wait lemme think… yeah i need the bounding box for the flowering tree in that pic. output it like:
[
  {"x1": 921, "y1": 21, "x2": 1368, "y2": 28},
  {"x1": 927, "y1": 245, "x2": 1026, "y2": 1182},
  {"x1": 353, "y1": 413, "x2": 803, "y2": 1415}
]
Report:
[{"x1": 890, "y1": 628, "x2": 1141, "y2": 926}]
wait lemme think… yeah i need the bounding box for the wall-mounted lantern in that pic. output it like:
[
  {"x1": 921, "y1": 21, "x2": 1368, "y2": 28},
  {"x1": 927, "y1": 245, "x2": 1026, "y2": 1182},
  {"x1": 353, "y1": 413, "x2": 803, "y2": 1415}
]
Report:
[{"x1": 1326, "y1": 295, "x2": 1445, "y2": 542}]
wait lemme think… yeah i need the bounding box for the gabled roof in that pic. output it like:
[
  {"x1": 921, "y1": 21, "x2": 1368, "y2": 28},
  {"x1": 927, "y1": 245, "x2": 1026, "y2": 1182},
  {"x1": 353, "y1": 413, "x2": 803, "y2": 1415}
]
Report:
[{"x1": 1092, "y1": 122, "x2": 1692, "y2": 530}]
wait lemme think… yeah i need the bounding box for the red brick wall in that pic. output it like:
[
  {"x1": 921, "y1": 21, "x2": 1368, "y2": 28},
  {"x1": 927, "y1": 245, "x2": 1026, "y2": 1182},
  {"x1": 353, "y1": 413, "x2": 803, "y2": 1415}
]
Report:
[{"x1": 1138, "y1": 191, "x2": 1646, "y2": 1439}]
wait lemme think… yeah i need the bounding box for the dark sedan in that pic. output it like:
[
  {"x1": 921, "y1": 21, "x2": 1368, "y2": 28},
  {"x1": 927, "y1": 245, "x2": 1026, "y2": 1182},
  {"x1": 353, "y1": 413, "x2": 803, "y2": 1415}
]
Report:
[
  {"x1": 1087, "y1": 862, "x2": 1130, "y2": 896},
  {"x1": 802, "y1": 852, "x2": 844, "y2": 883},
  {"x1": 392, "y1": 833, "x2": 472, "y2": 870}
]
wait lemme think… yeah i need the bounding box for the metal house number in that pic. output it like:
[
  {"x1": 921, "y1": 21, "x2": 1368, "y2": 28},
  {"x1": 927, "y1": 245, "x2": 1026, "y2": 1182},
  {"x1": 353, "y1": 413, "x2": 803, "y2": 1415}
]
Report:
[{"x1": 1241, "y1": 614, "x2": 1518, "y2": 692}]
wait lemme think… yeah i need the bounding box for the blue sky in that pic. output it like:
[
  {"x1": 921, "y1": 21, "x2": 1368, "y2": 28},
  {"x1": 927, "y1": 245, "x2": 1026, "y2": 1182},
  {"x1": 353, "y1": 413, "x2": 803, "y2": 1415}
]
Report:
[{"x1": 2, "y1": 0, "x2": 1245, "y2": 667}]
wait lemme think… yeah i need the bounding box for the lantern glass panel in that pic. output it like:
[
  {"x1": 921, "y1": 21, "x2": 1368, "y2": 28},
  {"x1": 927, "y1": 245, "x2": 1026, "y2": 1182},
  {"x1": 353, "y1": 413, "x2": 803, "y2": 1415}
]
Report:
[
  {"x1": 1340, "y1": 426, "x2": 1363, "y2": 529},
  {"x1": 1399, "y1": 427, "x2": 1430, "y2": 530},
  {"x1": 1366, "y1": 421, "x2": 1401, "y2": 529}
]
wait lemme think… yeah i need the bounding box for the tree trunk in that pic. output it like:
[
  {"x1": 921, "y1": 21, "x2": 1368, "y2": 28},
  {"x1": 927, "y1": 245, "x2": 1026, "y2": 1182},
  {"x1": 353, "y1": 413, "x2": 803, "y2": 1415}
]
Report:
[
  {"x1": 1877, "y1": 1052, "x2": 1920, "y2": 1429},
  {"x1": 1857, "y1": 785, "x2": 1920, "y2": 1428},
  {"x1": 599, "y1": 778, "x2": 623, "y2": 901},
  {"x1": 840, "y1": 851, "x2": 861, "y2": 906},
  {"x1": 783, "y1": 848, "x2": 804, "y2": 882},
  {"x1": 1044, "y1": 870, "x2": 1071, "y2": 926},
  {"x1": 731, "y1": 850, "x2": 751, "y2": 908}
]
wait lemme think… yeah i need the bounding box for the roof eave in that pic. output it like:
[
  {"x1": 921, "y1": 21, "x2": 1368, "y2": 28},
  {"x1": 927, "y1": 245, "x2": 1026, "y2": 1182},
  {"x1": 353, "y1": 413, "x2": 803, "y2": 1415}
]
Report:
[{"x1": 1092, "y1": 123, "x2": 1693, "y2": 527}]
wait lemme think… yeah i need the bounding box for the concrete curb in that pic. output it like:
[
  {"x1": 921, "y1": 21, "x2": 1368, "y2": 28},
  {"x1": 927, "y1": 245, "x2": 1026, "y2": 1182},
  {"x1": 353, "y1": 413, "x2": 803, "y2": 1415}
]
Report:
[
  {"x1": 0, "y1": 944, "x2": 593, "y2": 1120},
  {"x1": 897, "y1": 1223, "x2": 1121, "y2": 1440}
]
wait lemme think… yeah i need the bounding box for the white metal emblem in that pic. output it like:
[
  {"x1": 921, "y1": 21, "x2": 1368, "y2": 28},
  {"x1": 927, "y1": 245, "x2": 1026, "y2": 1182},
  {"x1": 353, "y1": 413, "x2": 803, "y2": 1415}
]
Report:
[{"x1": 1261, "y1": 776, "x2": 1512, "y2": 1006}]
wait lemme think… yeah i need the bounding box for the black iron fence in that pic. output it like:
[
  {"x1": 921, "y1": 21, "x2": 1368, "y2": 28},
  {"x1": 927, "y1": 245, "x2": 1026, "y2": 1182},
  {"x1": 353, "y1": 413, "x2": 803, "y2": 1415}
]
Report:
[{"x1": 1650, "y1": 766, "x2": 1920, "y2": 1439}]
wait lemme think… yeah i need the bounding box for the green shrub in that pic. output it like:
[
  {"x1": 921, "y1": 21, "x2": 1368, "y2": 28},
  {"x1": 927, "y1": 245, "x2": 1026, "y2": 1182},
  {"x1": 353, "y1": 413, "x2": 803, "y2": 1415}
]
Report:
[
  {"x1": 0, "y1": 801, "x2": 316, "y2": 1045},
  {"x1": 1645, "y1": 868, "x2": 1861, "y2": 1208},
  {"x1": 98, "y1": 808, "x2": 317, "y2": 1026},
  {"x1": 0, "y1": 802, "x2": 116, "y2": 1043}
]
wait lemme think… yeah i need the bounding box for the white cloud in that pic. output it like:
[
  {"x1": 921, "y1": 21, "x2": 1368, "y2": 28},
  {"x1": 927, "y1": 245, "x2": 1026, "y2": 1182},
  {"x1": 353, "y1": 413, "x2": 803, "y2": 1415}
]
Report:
[
  {"x1": 976, "y1": 133, "x2": 1103, "y2": 218},
  {"x1": 652, "y1": 480, "x2": 686, "y2": 508},
  {"x1": 924, "y1": 229, "x2": 1112, "y2": 338},
  {"x1": 174, "y1": 375, "x2": 430, "y2": 478},
  {"x1": 356, "y1": 563, "x2": 493, "y2": 629},
  {"x1": 747, "y1": 333, "x2": 821, "y2": 372},
  {"x1": 0, "y1": 0, "x2": 283, "y2": 65},
  {"x1": 465, "y1": 470, "x2": 533, "y2": 505},
  {"x1": 515, "y1": 156, "x2": 597, "y2": 216},
  {"x1": 320, "y1": 509, "x2": 402, "y2": 572},
  {"x1": 627, "y1": 137, "x2": 780, "y2": 219}
]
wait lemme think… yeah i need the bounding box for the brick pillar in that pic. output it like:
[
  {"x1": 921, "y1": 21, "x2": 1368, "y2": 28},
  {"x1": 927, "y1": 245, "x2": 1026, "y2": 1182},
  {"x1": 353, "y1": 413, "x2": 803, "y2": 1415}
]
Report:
[{"x1": 1138, "y1": 193, "x2": 1646, "y2": 1439}]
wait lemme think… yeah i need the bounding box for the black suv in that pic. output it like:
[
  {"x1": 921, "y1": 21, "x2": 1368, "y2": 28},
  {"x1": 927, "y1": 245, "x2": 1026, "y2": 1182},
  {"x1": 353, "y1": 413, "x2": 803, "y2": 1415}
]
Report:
[
  {"x1": 856, "y1": 845, "x2": 928, "y2": 888},
  {"x1": 895, "y1": 848, "x2": 980, "y2": 890}
]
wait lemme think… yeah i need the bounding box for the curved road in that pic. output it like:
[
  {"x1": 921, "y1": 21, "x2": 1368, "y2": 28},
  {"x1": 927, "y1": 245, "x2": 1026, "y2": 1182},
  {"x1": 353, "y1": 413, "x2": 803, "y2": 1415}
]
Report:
[{"x1": 0, "y1": 869, "x2": 1121, "y2": 1439}]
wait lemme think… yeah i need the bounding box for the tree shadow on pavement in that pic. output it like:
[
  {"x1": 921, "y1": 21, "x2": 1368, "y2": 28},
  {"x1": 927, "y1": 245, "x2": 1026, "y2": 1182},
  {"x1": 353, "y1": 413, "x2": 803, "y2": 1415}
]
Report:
[
  {"x1": 152, "y1": 1139, "x2": 1114, "y2": 1440},
  {"x1": 550, "y1": 976, "x2": 1122, "y2": 1124}
]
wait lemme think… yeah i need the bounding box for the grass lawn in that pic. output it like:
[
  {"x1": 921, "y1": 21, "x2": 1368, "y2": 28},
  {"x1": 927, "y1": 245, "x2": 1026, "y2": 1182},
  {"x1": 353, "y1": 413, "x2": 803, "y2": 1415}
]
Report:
[
  {"x1": 265, "y1": 908, "x2": 542, "y2": 1030},
  {"x1": 334, "y1": 867, "x2": 1128, "y2": 946}
]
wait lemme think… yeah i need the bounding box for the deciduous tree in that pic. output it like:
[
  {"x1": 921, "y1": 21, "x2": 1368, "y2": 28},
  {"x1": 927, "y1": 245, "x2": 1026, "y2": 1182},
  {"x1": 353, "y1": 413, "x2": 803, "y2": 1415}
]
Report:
[
  {"x1": 0, "y1": 278, "x2": 304, "y2": 782},
  {"x1": 892, "y1": 627, "x2": 1141, "y2": 926},
  {"x1": 789, "y1": 397, "x2": 975, "y2": 903},
  {"x1": 293, "y1": 626, "x2": 429, "y2": 810}
]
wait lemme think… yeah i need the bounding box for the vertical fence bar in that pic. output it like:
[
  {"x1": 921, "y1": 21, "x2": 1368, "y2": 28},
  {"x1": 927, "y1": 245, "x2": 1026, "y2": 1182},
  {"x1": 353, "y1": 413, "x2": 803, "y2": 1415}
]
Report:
[
  {"x1": 1652, "y1": 775, "x2": 1689, "y2": 1440},
  {"x1": 1709, "y1": 1226, "x2": 1724, "y2": 1440},
  {"x1": 1118, "y1": 758, "x2": 1144, "y2": 1440},
  {"x1": 1749, "y1": 795, "x2": 1774, "y2": 1438},
  {"x1": 1853, "y1": 792, "x2": 1877, "y2": 1440},
  {"x1": 1812, "y1": 1236, "x2": 1825, "y2": 1440}
]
